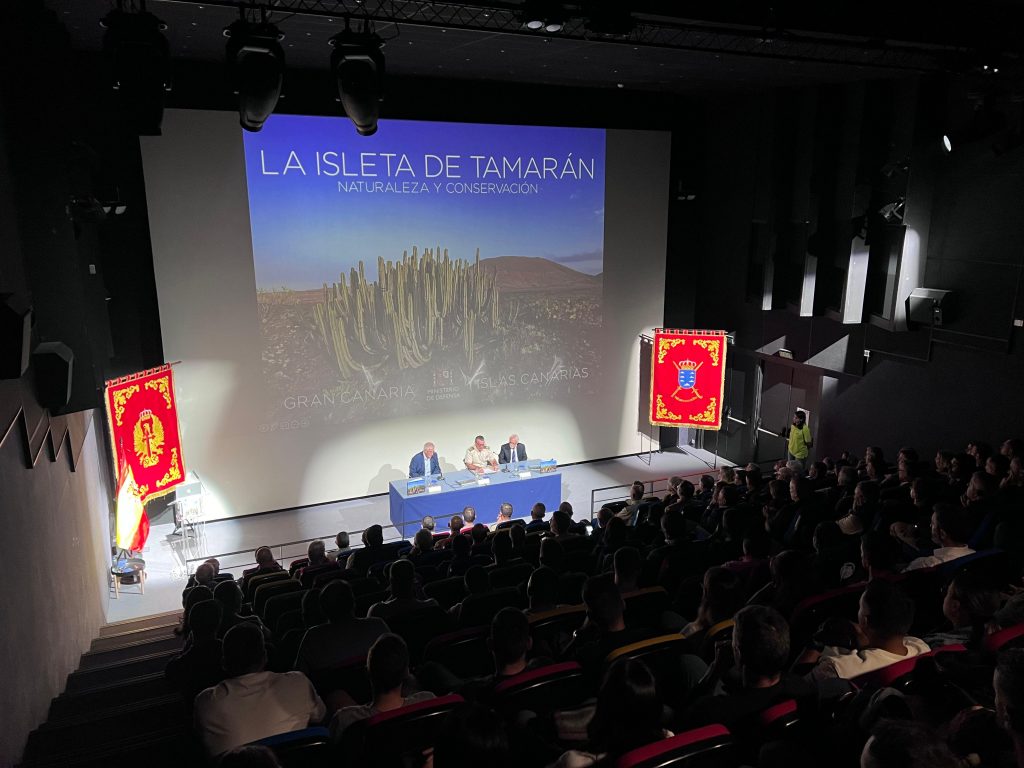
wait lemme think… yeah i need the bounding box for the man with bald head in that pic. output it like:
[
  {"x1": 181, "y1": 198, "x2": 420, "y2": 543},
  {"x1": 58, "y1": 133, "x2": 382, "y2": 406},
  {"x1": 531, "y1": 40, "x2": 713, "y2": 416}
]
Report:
[
  {"x1": 409, "y1": 441, "x2": 441, "y2": 477},
  {"x1": 499, "y1": 434, "x2": 528, "y2": 465}
]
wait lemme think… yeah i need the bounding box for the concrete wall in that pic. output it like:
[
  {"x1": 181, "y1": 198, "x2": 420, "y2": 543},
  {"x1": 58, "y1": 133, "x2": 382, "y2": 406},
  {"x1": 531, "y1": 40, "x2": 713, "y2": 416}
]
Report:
[{"x1": 0, "y1": 393, "x2": 112, "y2": 765}]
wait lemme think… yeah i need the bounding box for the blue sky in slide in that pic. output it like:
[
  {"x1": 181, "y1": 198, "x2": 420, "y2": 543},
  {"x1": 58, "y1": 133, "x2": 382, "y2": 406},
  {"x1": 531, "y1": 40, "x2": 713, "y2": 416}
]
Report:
[{"x1": 242, "y1": 116, "x2": 606, "y2": 289}]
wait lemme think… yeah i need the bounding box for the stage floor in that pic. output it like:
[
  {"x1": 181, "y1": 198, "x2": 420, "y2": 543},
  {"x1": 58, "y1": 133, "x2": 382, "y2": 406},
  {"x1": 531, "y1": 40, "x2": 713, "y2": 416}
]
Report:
[{"x1": 104, "y1": 447, "x2": 722, "y2": 622}]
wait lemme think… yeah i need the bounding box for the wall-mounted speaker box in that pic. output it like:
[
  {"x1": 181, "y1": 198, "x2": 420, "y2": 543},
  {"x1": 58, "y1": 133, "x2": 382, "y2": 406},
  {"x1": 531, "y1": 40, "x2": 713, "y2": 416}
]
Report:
[
  {"x1": 1, "y1": 293, "x2": 32, "y2": 379},
  {"x1": 906, "y1": 287, "x2": 953, "y2": 329},
  {"x1": 32, "y1": 342, "x2": 74, "y2": 411}
]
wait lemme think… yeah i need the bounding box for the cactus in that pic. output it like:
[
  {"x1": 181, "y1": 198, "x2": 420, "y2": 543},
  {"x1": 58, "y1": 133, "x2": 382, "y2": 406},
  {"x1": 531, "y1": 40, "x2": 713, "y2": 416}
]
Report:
[{"x1": 313, "y1": 247, "x2": 508, "y2": 379}]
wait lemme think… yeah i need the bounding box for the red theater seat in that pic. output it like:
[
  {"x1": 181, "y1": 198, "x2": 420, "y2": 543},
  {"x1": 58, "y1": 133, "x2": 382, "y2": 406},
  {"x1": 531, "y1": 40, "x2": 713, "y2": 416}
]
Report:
[
  {"x1": 491, "y1": 661, "x2": 590, "y2": 717},
  {"x1": 615, "y1": 724, "x2": 736, "y2": 768},
  {"x1": 984, "y1": 623, "x2": 1024, "y2": 655},
  {"x1": 340, "y1": 693, "x2": 464, "y2": 768},
  {"x1": 850, "y1": 644, "x2": 967, "y2": 690}
]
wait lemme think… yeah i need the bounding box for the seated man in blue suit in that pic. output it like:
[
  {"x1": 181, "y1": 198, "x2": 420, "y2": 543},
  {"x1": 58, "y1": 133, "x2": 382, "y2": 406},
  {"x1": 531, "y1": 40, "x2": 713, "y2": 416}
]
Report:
[
  {"x1": 498, "y1": 433, "x2": 528, "y2": 465},
  {"x1": 409, "y1": 441, "x2": 441, "y2": 477}
]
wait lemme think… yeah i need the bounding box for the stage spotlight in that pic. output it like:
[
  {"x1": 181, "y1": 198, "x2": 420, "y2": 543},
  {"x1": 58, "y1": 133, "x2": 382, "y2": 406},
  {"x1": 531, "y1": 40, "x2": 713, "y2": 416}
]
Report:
[
  {"x1": 100, "y1": 6, "x2": 171, "y2": 136},
  {"x1": 329, "y1": 21, "x2": 385, "y2": 137},
  {"x1": 522, "y1": 0, "x2": 565, "y2": 32},
  {"x1": 224, "y1": 17, "x2": 285, "y2": 132}
]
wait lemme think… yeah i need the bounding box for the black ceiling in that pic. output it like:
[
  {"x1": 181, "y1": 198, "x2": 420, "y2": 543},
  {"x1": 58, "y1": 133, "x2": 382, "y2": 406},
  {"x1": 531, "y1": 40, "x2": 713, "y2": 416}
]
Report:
[{"x1": 44, "y1": 0, "x2": 1024, "y2": 95}]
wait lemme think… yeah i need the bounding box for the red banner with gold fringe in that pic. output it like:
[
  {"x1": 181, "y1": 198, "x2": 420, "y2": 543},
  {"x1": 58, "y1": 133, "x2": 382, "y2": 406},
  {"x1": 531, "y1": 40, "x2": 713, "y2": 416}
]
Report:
[
  {"x1": 649, "y1": 329, "x2": 727, "y2": 430},
  {"x1": 104, "y1": 364, "x2": 186, "y2": 504}
]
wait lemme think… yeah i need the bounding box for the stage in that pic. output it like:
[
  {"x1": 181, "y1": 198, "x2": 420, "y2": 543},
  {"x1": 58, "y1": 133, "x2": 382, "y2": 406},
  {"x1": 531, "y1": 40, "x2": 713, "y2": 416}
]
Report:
[{"x1": 104, "y1": 447, "x2": 722, "y2": 623}]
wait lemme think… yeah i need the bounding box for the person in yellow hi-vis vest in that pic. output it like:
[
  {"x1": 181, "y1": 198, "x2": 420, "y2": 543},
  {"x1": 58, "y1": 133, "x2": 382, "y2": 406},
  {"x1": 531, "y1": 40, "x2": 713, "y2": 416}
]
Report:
[{"x1": 785, "y1": 410, "x2": 813, "y2": 470}]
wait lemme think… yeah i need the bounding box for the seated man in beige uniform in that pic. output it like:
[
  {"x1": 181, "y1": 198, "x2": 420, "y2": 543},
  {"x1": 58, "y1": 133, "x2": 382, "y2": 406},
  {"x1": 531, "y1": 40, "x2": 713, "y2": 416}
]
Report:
[{"x1": 464, "y1": 435, "x2": 499, "y2": 473}]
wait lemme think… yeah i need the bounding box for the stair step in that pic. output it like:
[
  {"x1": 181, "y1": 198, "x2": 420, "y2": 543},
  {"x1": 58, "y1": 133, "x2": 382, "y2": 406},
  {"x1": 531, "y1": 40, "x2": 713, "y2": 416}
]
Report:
[
  {"x1": 89, "y1": 623, "x2": 181, "y2": 652},
  {"x1": 23, "y1": 695, "x2": 186, "y2": 761},
  {"x1": 20, "y1": 729, "x2": 197, "y2": 768},
  {"x1": 77, "y1": 636, "x2": 182, "y2": 670},
  {"x1": 65, "y1": 650, "x2": 179, "y2": 693},
  {"x1": 49, "y1": 672, "x2": 175, "y2": 724},
  {"x1": 98, "y1": 610, "x2": 182, "y2": 637}
]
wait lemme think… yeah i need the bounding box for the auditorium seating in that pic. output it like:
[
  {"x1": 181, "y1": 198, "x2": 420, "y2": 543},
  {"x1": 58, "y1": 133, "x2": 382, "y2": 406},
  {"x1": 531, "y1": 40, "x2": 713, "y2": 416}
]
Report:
[
  {"x1": 253, "y1": 726, "x2": 331, "y2": 768},
  {"x1": 615, "y1": 724, "x2": 737, "y2": 768},
  {"x1": 491, "y1": 661, "x2": 590, "y2": 718},
  {"x1": 423, "y1": 626, "x2": 494, "y2": 678},
  {"x1": 339, "y1": 694, "x2": 465, "y2": 768}
]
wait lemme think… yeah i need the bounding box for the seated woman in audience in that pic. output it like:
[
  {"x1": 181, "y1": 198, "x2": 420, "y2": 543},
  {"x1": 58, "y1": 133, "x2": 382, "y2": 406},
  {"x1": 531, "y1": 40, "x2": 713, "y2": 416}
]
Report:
[
  {"x1": 680, "y1": 566, "x2": 745, "y2": 647},
  {"x1": 552, "y1": 658, "x2": 670, "y2": 768},
  {"x1": 923, "y1": 568, "x2": 1001, "y2": 648},
  {"x1": 799, "y1": 579, "x2": 929, "y2": 682}
]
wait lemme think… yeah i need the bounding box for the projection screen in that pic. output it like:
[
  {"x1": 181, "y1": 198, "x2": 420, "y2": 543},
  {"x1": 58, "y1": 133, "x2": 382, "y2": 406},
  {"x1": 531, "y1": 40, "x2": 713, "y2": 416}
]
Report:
[{"x1": 142, "y1": 109, "x2": 669, "y2": 519}]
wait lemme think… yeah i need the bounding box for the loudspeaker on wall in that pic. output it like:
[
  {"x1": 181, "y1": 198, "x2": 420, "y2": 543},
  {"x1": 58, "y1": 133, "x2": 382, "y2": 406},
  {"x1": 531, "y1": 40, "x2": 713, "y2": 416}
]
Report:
[
  {"x1": 32, "y1": 342, "x2": 74, "y2": 412},
  {"x1": 1, "y1": 293, "x2": 32, "y2": 379}
]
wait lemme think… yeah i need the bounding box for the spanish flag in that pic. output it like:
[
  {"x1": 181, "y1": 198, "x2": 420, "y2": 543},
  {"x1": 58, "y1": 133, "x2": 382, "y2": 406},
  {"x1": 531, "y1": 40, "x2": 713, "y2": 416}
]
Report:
[{"x1": 115, "y1": 448, "x2": 149, "y2": 552}]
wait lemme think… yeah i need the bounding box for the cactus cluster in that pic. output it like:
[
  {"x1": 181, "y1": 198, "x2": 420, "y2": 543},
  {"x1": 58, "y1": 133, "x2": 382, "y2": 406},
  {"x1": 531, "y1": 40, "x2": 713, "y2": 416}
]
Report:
[{"x1": 313, "y1": 247, "x2": 510, "y2": 379}]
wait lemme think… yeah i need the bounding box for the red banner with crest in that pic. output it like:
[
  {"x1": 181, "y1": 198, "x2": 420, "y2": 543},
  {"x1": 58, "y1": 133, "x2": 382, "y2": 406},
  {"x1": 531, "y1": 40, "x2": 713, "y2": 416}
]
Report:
[
  {"x1": 104, "y1": 364, "x2": 186, "y2": 503},
  {"x1": 649, "y1": 329, "x2": 727, "y2": 430}
]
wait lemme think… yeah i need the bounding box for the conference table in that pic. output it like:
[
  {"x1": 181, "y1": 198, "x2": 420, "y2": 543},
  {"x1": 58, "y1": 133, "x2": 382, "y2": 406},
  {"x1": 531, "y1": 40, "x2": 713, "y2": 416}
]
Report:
[{"x1": 388, "y1": 464, "x2": 562, "y2": 538}]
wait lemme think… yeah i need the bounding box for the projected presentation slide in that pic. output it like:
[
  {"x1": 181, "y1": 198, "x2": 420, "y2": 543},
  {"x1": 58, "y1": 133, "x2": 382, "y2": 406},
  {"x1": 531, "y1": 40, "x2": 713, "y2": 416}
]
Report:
[{"x1": 242, "y1": 117, "x2": 606, "y2": 426}]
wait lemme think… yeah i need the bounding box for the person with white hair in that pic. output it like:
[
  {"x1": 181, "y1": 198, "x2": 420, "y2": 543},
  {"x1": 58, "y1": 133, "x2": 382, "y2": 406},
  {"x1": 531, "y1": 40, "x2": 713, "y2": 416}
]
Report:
[
  {"x1": 499, "y1": 434, "x2": 528, "y2": 465},
  {"x1": 409, "y1": 441, "x2": 440, "y2": 477}
]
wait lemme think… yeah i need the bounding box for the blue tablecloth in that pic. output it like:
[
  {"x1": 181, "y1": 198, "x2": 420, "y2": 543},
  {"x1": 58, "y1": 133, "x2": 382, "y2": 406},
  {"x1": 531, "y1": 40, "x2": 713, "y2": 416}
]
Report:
[{"x1": 389, "y1": 465, "x2": 562, "y2": 538}]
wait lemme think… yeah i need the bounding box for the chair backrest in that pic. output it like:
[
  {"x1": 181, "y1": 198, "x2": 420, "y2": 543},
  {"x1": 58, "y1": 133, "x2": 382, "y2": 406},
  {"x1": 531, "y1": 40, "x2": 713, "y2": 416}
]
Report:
[
  {"x1": 457, "y1": 587, "x2": 523, "y2": 628},
  {"x1": 312, "y1": 568, "x2": 348, "y2": 590},
  {"x1": 488, "y1": 562, "x2": 534, "y2": 591},
  {"x1": 851, "y1": 644, "x2": 967, "y2": 689},
  {"x1": 699, "y1": 620, "x2": 735, "y2": 662},
  {"x1": 789, "y1": 582, "x2": 865, "y2": 645},
  {"x1": 423, "y1": 626, "x2": 494, "y2": 678},
  {"x1": 343, "y1": 694, "x2": 465, "y2": 768},
  {"x1": 254, "y1": 579, "x2": 301, "y2": 617},
  {"x1": 557, "y1": 572, "x2": 588, "y2": 605},
  {"x1": 615, "y1": 724, "x2": 735, "y2": 768},
  {"x1": 605, "y1": 634, "x2": 690, "y2": 666},
  {"x1": 253, "y1": 726, "x2": 330, "y2": 768},
  {"x1": 264, "y1": 589, "x2": 307, "y2": 633},
  {"x1": 385, "y1": 606, "x2": 454, "y2": 663},
  {"x1": 423, "y1": 576, "x2": 468, "y2": 610},
  {"x1": 309, "y1": 654, "x2": 371, "y2": 701},
  {"x1": 984, "y1": 623, "x2": 1024, "y2": 655},
  {"x1": 288, "y1": 557, "x2": 310, "y2": 575},
  {"x1": 624, "y1": 587, "x2": 670, "y2": 630},
  {"x1": 246, "y1": 570, "x2": 290, "y2": 602},
  {"x1": 492, "y1": 661, "x2": 591, "y2": 717},
  {"x1": 299, "y1": 562, "x2": 340, "y2": 589}
]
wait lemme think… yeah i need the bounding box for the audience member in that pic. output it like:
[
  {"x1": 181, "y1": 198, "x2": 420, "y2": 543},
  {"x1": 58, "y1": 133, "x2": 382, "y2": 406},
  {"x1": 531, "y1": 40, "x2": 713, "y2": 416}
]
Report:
[
  {"x1": 569, "y1": 575, "x2": 655, "y2": 677},
  {"x1": 995, "y1": 649, "x2": 1024, "y2": 768},
  {"x1": 684, "y1": 605, "x2": 815, "y2": 734},
  {"x1": 346, "y1": 524, "x2": 387, "y2": 575},
  {"x1": 239, "y1": 546, "x2": 283, "y2": 590},
  {"x1": 165, "y1": 599, "x2": 224, "y2": 709},
  {"x1": 367, "y1": 559, "x2": 438, "y2": 620},
  {"x1": 896, "y1": 503, "x2": 975, "y2": 571},
  {"x1": 613, "y1": 546, "x2": 642, "y2": 594},
  {"x1": 681, "y1": 566, "x2": 745, "y2": 644},
  {"x1": 526, "y1": 566, "x2": 560, "y2": 614},
  {"x1": 329, "y1": 633, "x2": 434, "y2": 742},
  {"x1": 617, "y1": 485, "x2": 645, "y2": 524},
  {"x1": 194, "y1": 623, "x2": 325, "y2": 756},
  {"x1": 327, "y1": 531, "x2": 353, "y2": 562},
  {"x1": 525, "y1": 502, "x2": 549, "y2": 533},
  {"x1": 213, "y1": 581, "x2": 271, "y2": 641},
  {"x1": 860, "y1": 719, "x2": 961, "y2": 768},
  {"x1": 461, "y1": 506, "x2": 478, "y2": 532},
  {"x1": 294, "y1": 580, "x2": 389, "y2": 675},
  {"x1": 923, "y1": 568, "x2": 1000, "y2": 648},
  {"x1": 553, "y1": 659, "x2": 670, "y2": 768},
  {"x1": 492, "y1": 501, "x2": 515, "y2": 530},
  {"x1": 802, "y1": 579, "x2": 929, "y2": 681},
  {"x1": 421, "y1": 515, "x2": 436, "y2": 532}
]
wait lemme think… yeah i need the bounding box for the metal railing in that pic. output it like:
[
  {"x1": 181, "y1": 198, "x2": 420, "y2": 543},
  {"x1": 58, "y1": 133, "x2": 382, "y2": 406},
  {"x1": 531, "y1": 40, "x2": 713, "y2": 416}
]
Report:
[{"x1": 183, "y1": 511, "x2": 467, "y2": 576}]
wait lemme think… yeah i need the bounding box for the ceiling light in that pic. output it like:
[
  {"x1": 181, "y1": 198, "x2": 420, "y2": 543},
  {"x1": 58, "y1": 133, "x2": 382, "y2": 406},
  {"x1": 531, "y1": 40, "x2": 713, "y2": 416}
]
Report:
[
  {"x1": 942, "y1": 134, "x2": 952, "y2": 152},
  {"x1": 329, "y1": 21, "x2": 385, "y2": 137},
  {"x1": 100, "y1": 6, "x2": 171, "y2": 136},
  {"x1": 224, "y1": 16, "x2": 285, "y2": 132}
]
